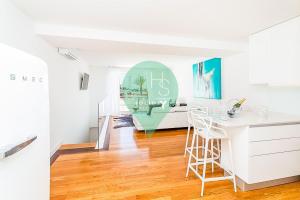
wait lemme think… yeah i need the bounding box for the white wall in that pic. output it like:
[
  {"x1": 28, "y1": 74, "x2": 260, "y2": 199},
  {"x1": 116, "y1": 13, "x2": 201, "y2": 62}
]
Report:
[
  {"x1": 89, "y1": 51, "x2": 300, "y2": 118},
  {"x1": 156, "y1": 56, "x2": 196, "y2": 99},
  {"x1": 88, "y1": 54, "x2": 202, "y2": 125},
  {"x1": 0, "y1": 0, "x2": 90, "y2": 155},
  {"x1": 222, "y1": 52, "x2": 300, "y2": 115},
  {"x1": 222, "y1": 52, "x2": 269, "y2": 105},
  {"x1": 89, "y1": 66, "x2": 108, "y2": 127}
]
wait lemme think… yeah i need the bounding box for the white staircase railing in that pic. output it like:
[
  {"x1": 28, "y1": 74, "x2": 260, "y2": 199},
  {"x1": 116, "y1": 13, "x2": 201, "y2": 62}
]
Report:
[{"x1": 95, "y1": 98, "x2": 110, "y2": 150}]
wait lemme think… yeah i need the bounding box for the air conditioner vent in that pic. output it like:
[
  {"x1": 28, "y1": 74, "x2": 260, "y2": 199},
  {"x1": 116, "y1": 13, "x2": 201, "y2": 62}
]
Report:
[{"x1": 58, "y1": 48, "x2": 79, "y2": 61}]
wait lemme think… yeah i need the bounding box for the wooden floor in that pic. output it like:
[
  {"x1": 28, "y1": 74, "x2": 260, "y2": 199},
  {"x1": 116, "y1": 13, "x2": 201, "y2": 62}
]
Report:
[
  {"x1": 51, "y1": 124, "x2": 300, "y2": 200},
  {"x1": 60, "y1": 143, "x2": 96, "y2": 150}
]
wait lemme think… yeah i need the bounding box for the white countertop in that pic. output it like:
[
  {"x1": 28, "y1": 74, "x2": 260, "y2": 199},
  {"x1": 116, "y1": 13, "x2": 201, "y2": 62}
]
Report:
[{"x1": 211, "y1": 111, "x2": 300, "y2": 128}]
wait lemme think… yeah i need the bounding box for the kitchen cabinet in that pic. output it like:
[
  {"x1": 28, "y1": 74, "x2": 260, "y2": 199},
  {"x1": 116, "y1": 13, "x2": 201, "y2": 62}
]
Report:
[
  {"x1": 249, "y1": 16, "x2": 300, "y2": 86},
  {"x1": 215, "y1": 111, "x2": 300, "y2": 190},
  {"x1": 249, "y1": 29, "x2": 270, "y2": 84}
]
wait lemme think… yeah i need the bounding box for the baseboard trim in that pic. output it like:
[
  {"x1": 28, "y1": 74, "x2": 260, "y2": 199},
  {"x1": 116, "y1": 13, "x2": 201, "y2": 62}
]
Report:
[
  {"x1": 50, "y1": 147, "x2": 100, "y2": 166},
  {"x1": 50, "y1": 150, "x2": 60, "y2": 165},
  {"x1": 224, "y1": 171, "x2": 300, "y2": 191},
  {"x1": 135, "y1": 127, "x2": 188, "y2": 132},
  {"x1": 238, "y1": 176, "x2": 300, "y2": 191}
]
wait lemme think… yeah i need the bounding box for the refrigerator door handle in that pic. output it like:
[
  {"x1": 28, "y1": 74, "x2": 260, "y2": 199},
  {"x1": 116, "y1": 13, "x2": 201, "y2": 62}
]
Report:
[{"x1": 0, "y1": 136, "x2": 37, "y2": 159}]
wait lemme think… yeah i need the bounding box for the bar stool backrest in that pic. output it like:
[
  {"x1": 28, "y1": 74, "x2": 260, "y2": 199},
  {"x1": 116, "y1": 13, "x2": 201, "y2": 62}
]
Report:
[
  {"x1": 187, "y1": 106, "x2": 208, "y2": 125},
  {"x1": 191, "y1": 110, "x2": 212, "y2": 138}
]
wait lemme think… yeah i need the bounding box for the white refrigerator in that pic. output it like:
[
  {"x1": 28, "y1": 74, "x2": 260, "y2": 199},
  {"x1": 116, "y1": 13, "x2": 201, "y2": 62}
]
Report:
[{"x1": 0, "y1": 43, "x2": 50, "y2": 200}]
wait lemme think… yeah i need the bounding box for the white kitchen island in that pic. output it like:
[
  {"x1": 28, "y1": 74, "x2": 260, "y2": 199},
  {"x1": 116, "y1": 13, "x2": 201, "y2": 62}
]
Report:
[{"x1": 213, "y1": 111, "x2": 300, "y2": 191}]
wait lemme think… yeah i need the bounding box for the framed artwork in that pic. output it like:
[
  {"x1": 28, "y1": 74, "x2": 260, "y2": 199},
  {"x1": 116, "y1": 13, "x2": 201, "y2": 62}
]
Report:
[{"x1": 193, "y1": 58, "x2": 221, "y2": 99}]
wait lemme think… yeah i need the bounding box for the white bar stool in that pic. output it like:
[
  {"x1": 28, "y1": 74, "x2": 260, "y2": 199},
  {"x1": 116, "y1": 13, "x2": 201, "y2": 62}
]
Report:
[
  {"x1": 184, "y1": 106, "x2": 220, "y2": 168},
  {"x1": 186, "y1": 111, "x2": 237, "y2": 196},
  {"x1": 184, "y1": 106, "x2": 208, "y2": 158}
]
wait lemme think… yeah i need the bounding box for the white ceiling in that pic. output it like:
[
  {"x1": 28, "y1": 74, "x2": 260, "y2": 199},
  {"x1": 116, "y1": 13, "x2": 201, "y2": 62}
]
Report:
[
  {"x1": 11, "y1": 0, "x2": 300, "y2": 65},
  {"x1": 77, "y1": 50, "x2": 201, "y2": 67},
  {"x1": 13, "y1": 0, "x2": 300, "y2": 41},
  {"x1": 42, "y1": 35, "x2": 225, "y2": 57}
]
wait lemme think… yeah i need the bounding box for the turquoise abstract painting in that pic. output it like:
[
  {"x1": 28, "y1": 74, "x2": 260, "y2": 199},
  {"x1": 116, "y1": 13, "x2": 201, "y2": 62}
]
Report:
[{"x1": 193, "y1": 58, "x2": 221, "y2": 99}]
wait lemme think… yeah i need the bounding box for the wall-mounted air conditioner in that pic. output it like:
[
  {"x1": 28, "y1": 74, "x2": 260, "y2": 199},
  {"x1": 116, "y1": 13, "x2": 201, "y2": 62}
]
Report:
[{"x1": 58, "y1": 48, "x2": 79, "y2": 61}]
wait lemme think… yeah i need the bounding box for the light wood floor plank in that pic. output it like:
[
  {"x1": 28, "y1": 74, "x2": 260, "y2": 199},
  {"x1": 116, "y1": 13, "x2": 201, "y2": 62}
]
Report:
[{"x1": 51, "y1": 125, "x2": 300, "y2": 199}]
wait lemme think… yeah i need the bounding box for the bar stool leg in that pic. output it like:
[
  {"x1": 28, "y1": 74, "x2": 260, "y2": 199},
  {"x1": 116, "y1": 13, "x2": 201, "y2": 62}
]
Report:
[
  {"x1": 211, "y1": 139, "x2": 214, "y2": 173},
  {"x1": 201, "y1": 138, "x2": 209, "y2": 197},
  {"x1": 184, "y1": 123, "x2": 191, "y2": 157},
  {"x1": 196, "y1": 133, "x2": 199, "y2": 172},
  {"x1": 217, "y1": 139, "x2": 221, "y2": 161},
  {"x1": 186, "y1": 132, "x2": 196, "y2": 177},
  {"x1": 202, "y1": 138, "x2": 205, "y2": 156},
  {"x1": 228, "y1": 139, "x2": 237, "y2": 192}
]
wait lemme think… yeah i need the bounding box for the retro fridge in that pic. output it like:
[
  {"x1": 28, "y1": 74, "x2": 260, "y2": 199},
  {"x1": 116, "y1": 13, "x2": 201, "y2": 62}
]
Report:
[{"x1": 0, "y1": 43, "x2": 50, "y2": 200}]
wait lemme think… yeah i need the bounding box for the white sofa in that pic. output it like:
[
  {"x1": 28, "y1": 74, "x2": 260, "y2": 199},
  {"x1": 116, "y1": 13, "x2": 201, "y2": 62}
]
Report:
[{"x1": 132, "y1": 106, "x2": 188, "y2": 131}]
